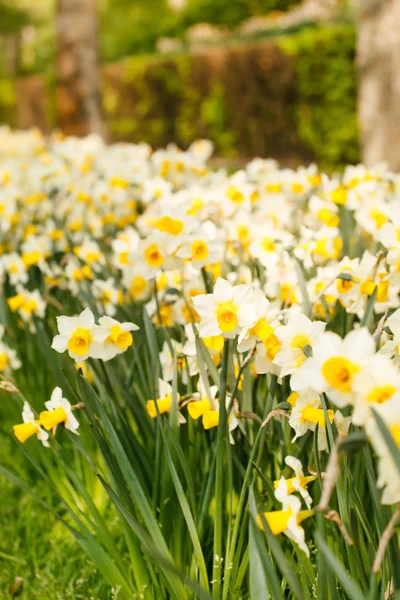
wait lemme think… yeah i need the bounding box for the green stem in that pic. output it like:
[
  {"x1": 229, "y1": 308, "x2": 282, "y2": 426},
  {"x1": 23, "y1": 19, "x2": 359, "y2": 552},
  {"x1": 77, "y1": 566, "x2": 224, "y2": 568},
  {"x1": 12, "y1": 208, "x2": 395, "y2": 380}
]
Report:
[{"x1": 213, "y1": 340, "x2": 230, "y2": 599}]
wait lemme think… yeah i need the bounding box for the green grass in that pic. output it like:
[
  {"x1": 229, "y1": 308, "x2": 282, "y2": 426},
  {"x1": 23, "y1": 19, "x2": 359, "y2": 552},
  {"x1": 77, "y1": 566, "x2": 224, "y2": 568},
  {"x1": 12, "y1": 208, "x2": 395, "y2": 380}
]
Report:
[{"x1": 0, "y1": 433, "x2": 110, "y2": 600}]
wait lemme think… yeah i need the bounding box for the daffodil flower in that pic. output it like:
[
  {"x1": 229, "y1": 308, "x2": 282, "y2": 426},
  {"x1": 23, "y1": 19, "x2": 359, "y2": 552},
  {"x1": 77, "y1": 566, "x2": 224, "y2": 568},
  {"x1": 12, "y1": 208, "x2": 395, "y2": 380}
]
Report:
[
  {"x1": 259, "y1": 477, "x2": 312, "y2": 557},
  {"x1": 146, "y1": 379, "x2": 185, "y2": 423},
  {"x1": 274, "y1": 456, "x2": 316, "y2": 509},
  {"x1": 192, "y1": 277, "x2": 256, "y2": 339},
  {"x1": 13, "y1": 402, "x2": 49, "y2": 447},
  {"x1": 39, "y1": 386, "x2": 79, "y2": 434},
  {"x1": 95, "y1": 316, "x2": 139, "y2": 361},
  {"x1": 51, "y1": 308, "x2": 106, "y2": 361}
]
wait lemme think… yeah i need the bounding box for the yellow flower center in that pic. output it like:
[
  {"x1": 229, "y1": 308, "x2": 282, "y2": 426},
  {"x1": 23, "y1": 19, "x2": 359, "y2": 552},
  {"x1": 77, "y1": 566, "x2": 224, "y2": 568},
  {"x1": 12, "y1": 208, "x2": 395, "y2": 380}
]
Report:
[
  {"x1": 130, "y1": 275, "x2": 147, "y2": 298},
  {"x1": 216, "y1": 302, "x2": 238, "y2": 333},
  {"x1": 301, "y1": 404, "x2": 334, "y2": 429},
  {"x1": 9, "y1": 263, "x2": 19, "y2": 273},
  {"x1": 187, "y1": 197, "x2": 204, "y2": 216},
  {"x1": 191, "y1": 240, "x2": 209, "y2": 262},
  {"x1": 106, "y1": 325, "x2": 133, "y2": 350},
  {"x1": 321, "y1": 356, "x2": 359, "y2": 393},
  {"x1": 188, "y1": 399, "x2": 212, "y2": 420},
  {"x1": 291, "y1": 334, "x2": 311, "y2": 350},
  {"x1": 265, "y1": 183, "x2": 282, "y2": 193},
  {"x1": 369, "y1": 208, "x2": 388, "y2": 229},
  {"x1": 75, "y1": 362, "x2": 94, "y2": 383},
  {"x1": 73, "y1": 265, "x2": 93, "y2": 281},
  {"x1": 109, "y1": 176, "x2": 129, "y2": 189},
  {"x1": 67, "y1": 328, "x2": 93, "y2": 357},
  {"x1": 376, "y1": 280, "x2": 389, "y2": 303},
  {"x1": 22, "y1": 250, "x2": 41, "y2": 267},
  {"x1": 330, "y1": 185, "x2": 347, "y2": 205},
  {"x1": 118, "y1": 251, "x2": 130, "y2": 265},
  {"x1": 360, "y1": 278, "x2": 376, "y2": 296},
  {"x1": 308, "y1": 174, "x2": 322, "y2": 186},
  {"x1": 237, "y1": 224, "x2": 249, "y2": 243},
  {"x1": 13, "y1": 422, "x2": 39, "y2": 443},
  {"x1": 0, "y1": 352, "x2": 9, "y2": 371},
  {"x1": 249, "y1": 318, "x2": 274, "y2": 344},
  {"x1": 20, "y1": 299, "x2": 38, "y2": 315},
  {"x1": 144, "y1": 243, "x2": 164, "y2": 268},
  {"x1": 226, "y1": 186, "x2": 244, "y2": 204},
  {"x1": 259, "y1": 509, "x2": 313, "y2": 535},
  {"x1": 40, "y1": 407, "x2": 68, "y2": 430},
  {"x1": 7, "y1": 294, "x2": 25, "y2": 312},
  {"x1": 291, "y1": 182, "x2": 304, "y2": 194},
  {"x1": 317, "y1": 208, "x2": 339, "y2": 227},
  {"x1": 202, "y1": 410, "x2": 219, "y2": 430},
  {"x1": 261, "y1": 237, "x2": 276, "y2": 253},
  {"x1": 367, "y1": 385, "x2": 396, "y2": 404},
  {"x1": 287, "y1": 391, "x2": 299, "y2": 406},
  {"x1": 264, "y1": 333, "x2": 282, "y2": 361},
  {"x1": 155, "y1": 216, "x2": 183, "y2": 236},
  {"x1": 336, "y1": 278, "x2": 354, "y2": 294},
  {"x1": 203, "y1": 335, "x2": 224, "y2": 354},
  {"x1": 155, "y1": 304, "x2": 173, "y2": 327},
  {"x1": 389, "y1": 424, "x2": 400, "y2": 447},
  {"x1": 273, "y1": 475, "x2": 316, "y2": 495},
  {"x1": 146, "y1": 395, "x2": 172, "y2": 418}
]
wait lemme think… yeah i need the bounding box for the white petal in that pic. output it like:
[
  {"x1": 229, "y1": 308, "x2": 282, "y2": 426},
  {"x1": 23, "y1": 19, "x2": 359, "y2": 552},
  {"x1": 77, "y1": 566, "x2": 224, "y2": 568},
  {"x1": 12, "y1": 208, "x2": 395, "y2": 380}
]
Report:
[
  {"x1": 56, "y1": 316, "x2": 78, "y2": 336},
  {"x1": 51, "y1": 335, "x2": 68, "y2": 353},
  {"x1": 79, "y1": 307, "x2": 95, "y2": 329},
  {"x1": 213, "y1": 277, "x2": 233, "y2": 302}
]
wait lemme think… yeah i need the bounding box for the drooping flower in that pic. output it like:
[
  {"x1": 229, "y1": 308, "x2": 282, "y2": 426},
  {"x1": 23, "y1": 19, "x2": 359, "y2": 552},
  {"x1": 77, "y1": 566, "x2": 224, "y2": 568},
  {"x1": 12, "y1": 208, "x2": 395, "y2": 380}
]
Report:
[
  {"x1": 13, "y1": 402, "x2": 49, "y2": 447},
  {"x1": 39, "y1": 386, "x2": 79, "y2": 434},
  {"x1": 259, "y1": 477, "x2": 313, "y2": 557}
]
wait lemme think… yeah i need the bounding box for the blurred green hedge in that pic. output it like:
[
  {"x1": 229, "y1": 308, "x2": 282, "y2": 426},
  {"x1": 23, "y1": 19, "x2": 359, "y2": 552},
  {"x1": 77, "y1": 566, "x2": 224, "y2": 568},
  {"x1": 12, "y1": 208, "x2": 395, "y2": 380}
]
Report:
[
  {"x1": 0, "y1": 23, "x2": 359, "y2": 169},
  {"x1": 104, "y1": 22, "x2": 359, "y2": 168}
]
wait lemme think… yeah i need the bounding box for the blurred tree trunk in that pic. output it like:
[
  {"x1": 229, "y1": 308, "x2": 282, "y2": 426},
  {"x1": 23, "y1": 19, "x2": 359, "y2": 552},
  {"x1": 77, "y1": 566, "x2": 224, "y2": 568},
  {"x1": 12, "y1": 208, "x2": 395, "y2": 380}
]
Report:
[
  {"x1": 55, "y1": 0, "x2": 106, "y2": 138},
  {"x1": 357, "y1": 0, "x2": 400, "y2": 170},
  {"x1": 4, "y1": 33, "x2": 20, "y2": 76}
]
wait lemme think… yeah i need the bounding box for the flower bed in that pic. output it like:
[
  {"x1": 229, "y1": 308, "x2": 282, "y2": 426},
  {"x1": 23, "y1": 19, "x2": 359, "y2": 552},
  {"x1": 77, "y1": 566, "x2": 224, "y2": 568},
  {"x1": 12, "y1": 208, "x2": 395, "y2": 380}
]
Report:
[{"x1": 0, "y1": 127, "x2": 399, "y2": 599}]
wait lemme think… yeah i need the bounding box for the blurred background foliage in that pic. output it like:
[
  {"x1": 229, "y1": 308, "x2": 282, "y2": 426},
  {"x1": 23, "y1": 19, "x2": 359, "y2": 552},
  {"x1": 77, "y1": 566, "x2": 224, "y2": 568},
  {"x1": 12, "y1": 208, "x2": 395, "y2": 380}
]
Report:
[{"x1": 0, "y1": 0, "x2": 358, "y2": 169}]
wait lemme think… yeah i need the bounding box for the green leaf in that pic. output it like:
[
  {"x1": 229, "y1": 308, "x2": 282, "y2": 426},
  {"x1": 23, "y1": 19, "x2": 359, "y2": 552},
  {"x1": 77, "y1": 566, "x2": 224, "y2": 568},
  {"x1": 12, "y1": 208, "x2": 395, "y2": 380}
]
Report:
[{"x1": 316, "y1": 533, "x2": 367, "y2": 600}]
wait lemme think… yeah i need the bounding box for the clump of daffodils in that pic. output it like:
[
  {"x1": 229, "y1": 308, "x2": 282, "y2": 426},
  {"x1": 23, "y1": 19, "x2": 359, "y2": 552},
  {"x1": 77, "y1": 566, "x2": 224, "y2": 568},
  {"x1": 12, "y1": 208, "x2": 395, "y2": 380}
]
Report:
[
  {"x1": 51, "y1": 308, "x2": 139, "y2": 362},
  {"x1": 13, "y1": 387, "x2": 79, "y2": 447}
]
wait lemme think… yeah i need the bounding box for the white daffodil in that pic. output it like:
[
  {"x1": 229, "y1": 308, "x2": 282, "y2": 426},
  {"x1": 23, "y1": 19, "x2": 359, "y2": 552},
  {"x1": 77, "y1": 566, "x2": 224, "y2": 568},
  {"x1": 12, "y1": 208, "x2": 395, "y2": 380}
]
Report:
[
  {"x1": 274, "y1": 456, "x2": 316, "y2": 509},
  {"x1": 175, "y1": 221, "x2": 224, "y2": 269},
  {"x1": 0, "y1": 341, "x2": 21, "y2": 373},
  {"x1": 159, "y1": 339, "x2": 198, "y2": 383},
  {"x1": 273, "y1": 313, "x2": 326, "y2": 377},
  {"x1": 146, "y1": 378, "x2": 185, "y2": 423},
  {"x1": 187, "y1": 380, "x2": 218, "y2": 420},
  {"x1": 288, "y1": 392, "x2": 334, "y2": 447},
  {"x1": 94, "y1": 316, "x2": 139, "y2": 361},
  {"x1": 260, "y1": 477, "x2": 312, "y2": 557},
  {"x1": 51, "y1": 307, "x2": 106, "y2": 362},
  {"x1": 1, "y1": 252, "x2": 28, "y2": 285},
  {"x1": 133, "y1": 233, "x2": 178, "y2": 280},
  {"x1": 291, "y1": 328, "x2": 376, "y2": 408},
  {"x1": 237, "y1": 290, "x2": 281, "y2": 353},
  {"x1": 40, "y1": 387, "x2": 79, "y2": 435},
  {"x1": 192, "y1": 277, "x2": 256, "y2": 339},
  {"x1": 92, "y1": 278, "x2": 123, "y2": 316},
  {"x1": 13, "y1": 402, "x2": 49, "y2": 447}
]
